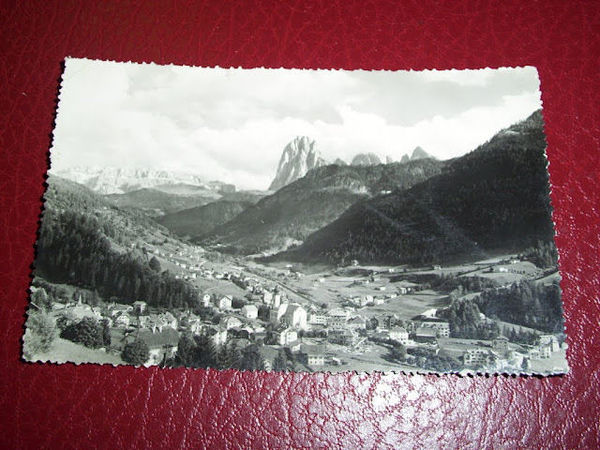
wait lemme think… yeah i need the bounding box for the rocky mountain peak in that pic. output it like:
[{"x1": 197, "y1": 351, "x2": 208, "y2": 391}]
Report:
[
  {"x1": 351, "y1": 153, "x2": 382, "y2": 166},
  {"x1": 269, "y1": 137, "x2": 326, "y2": 191},
  {"x1": 397, "y1": 146, "x2": 434, "y2": 164}
]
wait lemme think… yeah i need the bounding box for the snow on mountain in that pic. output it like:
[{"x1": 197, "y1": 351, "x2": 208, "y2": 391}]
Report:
[
  {"x1": 51, "y1": 166, "x2": 230, "y2": 195},
  {"x1": 269, "y1": 137, "x2": 327, "y2": 191}
]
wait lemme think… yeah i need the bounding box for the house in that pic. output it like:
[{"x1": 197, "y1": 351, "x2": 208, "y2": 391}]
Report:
[
  {"x1": 277, "y1": 328, "x2": 298, "y2": 346},
  {"x1": 492, "y1": 336, "x2": 510, "y2": 355},
  {"x1": 414, "y1": 327, "x2": 438, "y2": 344},
  {"x1": 280, "y1": 304, "x2": 308, "y2": 329},
  {"x1": 131, "y1": 328, "x2": 180, "y2": 366},
  {"x1": 216, "y1": 295, "x2": 233, "y2": 310},
  {"x1": 212, "y1": 327, "x2": 228, "y2": 346},
  {"x1": 328, "y1": 329, "x2": 356, "y2": 346},
  {"x1": 201, "y1": 293, "x2": 212, "y2": 308},
  {"x1": 262, "y1": 291, "x2": 273, "y2": 305},
  {"x1": 160, "y1": 312, "x2": 178, "y2": 330},
  {"x1": 132, "y1": 301, "x2": 147, "y2": 315},
  {"x1": 299, "y1": 344, "x2": 326, "y2": 367},
  {"x1": 419, "y1": 320, "x2": 451, "y2": 338},
  {"x1": 189, "y1": 319, "x2": 203, "y2": 335},
  {"x1": 308, "y1": 312, "x2": 328, "y2": 326},
  {"x1": 327, "y1": 309, "x2": 349, "y2": 330},
  {"x1": 463, "y1": 348, "x2": 495, "y2": 367},
  {"x1": 70, "y1": 303, "x2": 103, "y2": 321},
  {"x1": 141, "y1": 312, "x2": 178, "y2": 333},
  {"x1": 538, "y1": 335, "x2": 560, "y2": 352},
  {"x1": 241, "y1": 304, "x2": 258, "y2": 320},
  {"x1": 347, "y1": 316, "x2": 367, "y2": 330},
  {"x1": 220, "y1": 316, "x2": 243, "y2": 330},
  {"x1": 373, "y1": 297, "x2": 385, "y2": 305},
  {"x1": 113, "y1": 313, "x2": 131, "y2": 328},
  {"x1": 389, "y1": 327, "x2": 409, "y2": 345}
]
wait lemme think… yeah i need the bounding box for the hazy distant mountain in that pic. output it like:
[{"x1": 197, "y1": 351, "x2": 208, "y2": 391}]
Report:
[
  {"x1": 156, "y1": 200, "x2": 253, "y2": 238},
  {"x1": 351, "y1": 153, "x2": 382, "y2": 166},
  {"x1": 274, "y1": 110, "x2": 552, "y2": 266},
  {"x1": 386, "y1": 156, "x2": 394, "y2": 164},
  {"x1": 333, "y1": 158, "x2": 347, "y2": 166},
  {"x1": 269, "y1": 137, "x2": 327, "y2": 191},
  {"x1": 400, "y1": 154, "x2": 410, "y2": 164},
  {"x1": 200, "y1": 158, "x2": 445, "y2": 255},
  {"x1": 53, "y1": 166, "x2": 234, "y2": 195}
]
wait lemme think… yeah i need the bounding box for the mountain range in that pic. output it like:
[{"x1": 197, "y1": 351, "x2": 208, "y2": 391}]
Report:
[
  {"x1": 52, "y1": 166, "x2": 234, "y2": 195},
  {"x1": 268, "y1": 137, "x2": 435, "y2": 191},
  {"x1": 271, "y1": 110, "x2": 553, "y2": 266},
  {"x1": 199, "y1": 158, "x2": 445, "y2": 255}
]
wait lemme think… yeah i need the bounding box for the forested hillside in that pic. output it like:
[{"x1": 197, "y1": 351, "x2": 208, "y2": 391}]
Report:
[
  {"x1": 106, "y1": 187, "x2": 221, "y2": 215},
  {"x1": 156, "y1": 200, "x2": 253, "y2": 238},
  {"x1": 35, "y1": 176, "x2": 198, "y2": 308},
  {"x1": 200, "y1": 158, "x2": 445, "y2": 254},
  {"x1": 275, "y1": 110, "x2": 556, "y2": 265}
]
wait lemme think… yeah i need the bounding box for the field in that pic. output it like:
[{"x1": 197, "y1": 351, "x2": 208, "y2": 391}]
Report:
[{"x1": 30, "y1": 337, "x2": 125, "y2": 366}]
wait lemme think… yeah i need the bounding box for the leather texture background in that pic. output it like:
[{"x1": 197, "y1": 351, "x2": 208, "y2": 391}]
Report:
[{"x1": 1, "y1": 1, "x2": 599, "y2": 448}]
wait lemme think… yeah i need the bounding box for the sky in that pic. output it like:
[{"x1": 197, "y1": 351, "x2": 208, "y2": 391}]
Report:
[{"x1": 50, "y1": 58, "x2": 542, "y2": 190}]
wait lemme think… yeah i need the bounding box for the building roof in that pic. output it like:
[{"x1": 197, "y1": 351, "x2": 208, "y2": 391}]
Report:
[
  {"x1": 328, "y1": 308, "x2": 348, "y2": 317},
  {"x1": 283, "y1": 304, "x2": 305, "y2": 316},
  {"x1": 348, "y1": 316, "x2": 366, "y2": 324},
  {"x1": 135, "y1": 328, "x2": 180, "y2": 349},
  {"x1": 242, "y1": 304, "x2": 258, "y2": 312},
  {"x1": 300, "y1": 344, "x2": 325, "y2": 355},
  {"x1": 415, "y1": 327, "x2": 438, "y2": 337},
  {"x1": 390, "y1": 326, "x2": 408, "y2": 334}
]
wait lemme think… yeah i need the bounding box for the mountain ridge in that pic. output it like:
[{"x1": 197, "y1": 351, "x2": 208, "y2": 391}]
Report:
[
  {"x1": 271, "y1": 110, "x2": 552, "y2": 266},
  {"x1": 199, "y1": 158, "x2": 446, "y2": 255},
  {"x1": 53, "y1": 166, "x2": 234, "y2": 195}
]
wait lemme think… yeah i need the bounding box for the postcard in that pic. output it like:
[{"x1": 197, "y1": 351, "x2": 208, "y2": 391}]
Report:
[{"x1": 23, "y1": 58, "x2": 567, "y2": 375}]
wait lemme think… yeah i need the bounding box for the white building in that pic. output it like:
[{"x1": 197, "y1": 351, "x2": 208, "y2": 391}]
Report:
[
  {"x1": 278, "y1": 328, "x2": 298, "y2": 346},
  {"x1": 113, "y1": 314, "x2": 131, "y2": 328},
  {"x1": 327, "y1": 309, "x2": 348, "y2": 330},
  {"x1": 389, "y1": 327, "x2": 409, "y2": 345},
  {"x1": 241, "y1": 304, "x2": 258, "y2": 320},
  {"x1": 220, "y1": 316, "x2": 243, "y2": 330},
  {"x1": 280, "y1": 304, "x2": 308, "y2": 330},
  {"x1": 216, "y1": 295, "x2": 233, "y2": 310},
  {"x1": 463, "y1": 349, "x2": 494, "y2": 367},
  {"x1": 309, "y1": 313, "x2": 328, "y2": 325}
]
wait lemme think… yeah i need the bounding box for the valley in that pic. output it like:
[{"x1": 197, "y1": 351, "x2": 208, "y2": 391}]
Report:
[{"x1": 25, "y1": 111, "x2": 567, "y2": 374}]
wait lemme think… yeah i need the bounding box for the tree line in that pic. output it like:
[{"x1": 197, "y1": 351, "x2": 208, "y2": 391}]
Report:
[
  {"x1": 36, "y1": 209, "x2": 199, "y2": 309},
  {"x1": 474, "y1": 280, "x2": 563, "y2": 333}
]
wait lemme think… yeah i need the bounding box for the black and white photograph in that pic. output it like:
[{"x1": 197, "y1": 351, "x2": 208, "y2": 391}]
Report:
[{"x1": 23, "y1": 58, "x2": 568, "y2": 374}]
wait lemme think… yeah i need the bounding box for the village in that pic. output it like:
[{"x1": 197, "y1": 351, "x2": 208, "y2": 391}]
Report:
[{"x1": 36, "y1": 237, "x2": 567, "y2": 374}]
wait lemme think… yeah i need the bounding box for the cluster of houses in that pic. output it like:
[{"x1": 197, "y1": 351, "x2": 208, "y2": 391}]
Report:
[{"x1": 47, "y1": 247, "x2": 564, "y2": 371}]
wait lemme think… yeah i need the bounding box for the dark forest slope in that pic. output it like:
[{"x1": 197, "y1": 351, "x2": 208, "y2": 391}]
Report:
[
  {"x1": 156, "y1": 200, "x2": 253, "y2": 238},
  {"x1": 35, "y1": 176, "x2": 198, "y2": 308},
  {"x1": 199, "y1": 158, "x2": 445, "y2": 254},
  {"x1": 274, "y1": 111, "x2": 555, "y2": 266}
]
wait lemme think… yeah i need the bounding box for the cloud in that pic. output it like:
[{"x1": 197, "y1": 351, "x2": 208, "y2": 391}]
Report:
[{"x1": 50, "y1": 59, "x2": 542, "y2": 190}]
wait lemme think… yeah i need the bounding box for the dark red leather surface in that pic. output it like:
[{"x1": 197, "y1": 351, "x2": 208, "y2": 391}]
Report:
[{"x1": 1, "y1": 1, "x2": 599, "y2": 448}]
